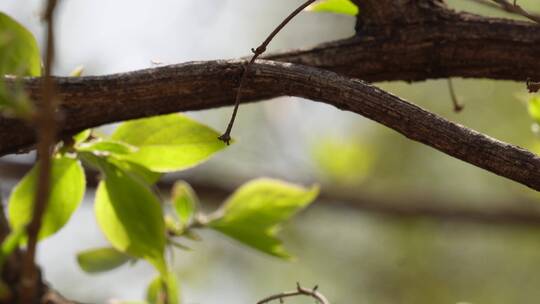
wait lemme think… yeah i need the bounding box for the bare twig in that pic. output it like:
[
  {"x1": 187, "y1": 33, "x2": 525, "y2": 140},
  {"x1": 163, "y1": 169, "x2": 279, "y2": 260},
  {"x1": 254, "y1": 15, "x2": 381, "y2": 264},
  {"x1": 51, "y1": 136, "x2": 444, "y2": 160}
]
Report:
[
  {"x1": 469, "y1": 0, "x2": 540, "y2": 24},
  {"x1": 257, "y1": 283, "x2": 330, "y2": 304},
  {"x1": 447, "y1": 79, "x2": 464, "y2": 113},
  {"x1": 20, "y1": 0, "x2": 60, "y2": 302},
  {"x1": 218, "y1": 0, "x2": 316, "y2": 144}
]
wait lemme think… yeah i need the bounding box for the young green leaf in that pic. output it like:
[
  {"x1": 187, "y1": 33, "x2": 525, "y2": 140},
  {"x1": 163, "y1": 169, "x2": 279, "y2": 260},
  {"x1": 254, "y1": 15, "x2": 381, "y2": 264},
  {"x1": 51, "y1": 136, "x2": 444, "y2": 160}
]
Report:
[
  {"x1": 8, "y1": 156, "x2": 86, "y2": 241},
  {"x1": 0, "y1": 12, "x2": 41, "y2": 76},
  {"x1": 111, "y1": 114, "x2": 228, "y2": 172},
  {"x1": 73, "y1": 129, "x2": 92, "y2": 145},
  {"x1": 171, "y1": 181, "x2": 198, "y2": 225},
  {"x1": 0, "y1": 227, "x2": 25, "y2": 267},
  {"x1": 69, "y1": 65, "x2": 85, "y2": 77},
  {"x1": 94, "y1": 162, "x2": 166, "y2": 274},
  {"x1": 146, "y1": 272, "x2": 179, "y2": 304},
  {"x1": 107, "y1": 158, "x2": 162, "y2": 185},
  {"x1": 306, "y1": 0, "x2": 359, "y2": 16},
  {"x1": 208, "y1": 178, "x2": 319, "y2": 258},
  {"x1": 78, "y1": 140, "x2": 138, "y2": 155},
  {"x1": 77, "y1": 247, "x2": 133, "y2": 274}
]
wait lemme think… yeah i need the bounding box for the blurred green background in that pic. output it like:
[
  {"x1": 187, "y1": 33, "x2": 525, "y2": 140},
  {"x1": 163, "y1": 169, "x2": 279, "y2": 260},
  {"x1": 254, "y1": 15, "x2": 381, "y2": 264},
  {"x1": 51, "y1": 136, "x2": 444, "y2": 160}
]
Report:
[{"x1": 2, "y1": 0, "x2": 540, "y2": 303}]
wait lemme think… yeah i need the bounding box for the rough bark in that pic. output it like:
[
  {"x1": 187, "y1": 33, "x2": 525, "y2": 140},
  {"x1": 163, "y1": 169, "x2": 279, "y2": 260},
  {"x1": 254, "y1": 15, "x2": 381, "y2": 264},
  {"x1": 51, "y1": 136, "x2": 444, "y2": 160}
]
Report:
[
  {"x1": 2, "y1": 60, "x2": 540, "y2": 191},
  {"x1": 266, "y1": 13, "x2": 540, "y2": 82}
]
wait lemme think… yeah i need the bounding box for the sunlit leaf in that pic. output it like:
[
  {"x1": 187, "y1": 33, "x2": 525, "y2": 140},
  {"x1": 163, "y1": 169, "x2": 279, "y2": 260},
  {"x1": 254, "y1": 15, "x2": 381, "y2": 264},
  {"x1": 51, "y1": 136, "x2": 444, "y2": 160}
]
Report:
[
  {"x1": 111, "y1": 114, "x2": 228, "y2": 172},
  {"x1": 306, "y1": 0, "x2": 359, "y2": 16},
  {"x1": 73, "y1": 129, "x2": 92, "y2": 145},
  {"x1": 0, "y1": 12, "x2": 41, "y2": 76},
  {"x1": 8, "y1": 156, "x2": 86, "y2": 241},
  {"x1": 78, "y1": 140, "x2": 138, "y2": 155},
  {"x1": 171, "y1": 181, "x2": 198, "y2": 225},
  {"x1": 209, "y1": 178, "x2": 319, "y2": 258},
  {"x1": 528, "y1": 96, "x2": 540, "y2": 124},
  {"x1": 94, "y1": 162, "x2": 166, "y2": 273},
  {"x1": 146, "y1": 272, "x2": 179, "y2": 304},
  {"x1": 77, "y1": 247, "x2": 132, "y2": 274},
  {"x1": 69, "y1": 65, "x2": 84, "y2": 77}
]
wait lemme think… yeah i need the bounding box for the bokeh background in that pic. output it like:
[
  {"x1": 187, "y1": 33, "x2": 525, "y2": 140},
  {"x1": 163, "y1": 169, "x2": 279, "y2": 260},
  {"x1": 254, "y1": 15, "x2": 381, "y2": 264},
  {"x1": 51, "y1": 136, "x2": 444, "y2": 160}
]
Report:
[{"x1": 2, "y1": 0, "x2": 540, "y2": 303}]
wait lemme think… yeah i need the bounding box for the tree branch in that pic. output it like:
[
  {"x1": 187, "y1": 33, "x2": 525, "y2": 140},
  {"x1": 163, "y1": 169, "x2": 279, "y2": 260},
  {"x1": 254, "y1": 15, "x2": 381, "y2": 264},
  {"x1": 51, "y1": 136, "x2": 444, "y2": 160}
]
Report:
[
  {"x1": 2, "y1": 60, "x2": 540, "y2": 192},
  {"x1": 265, "y1": 12, "x2": 540, "y2": 82}
]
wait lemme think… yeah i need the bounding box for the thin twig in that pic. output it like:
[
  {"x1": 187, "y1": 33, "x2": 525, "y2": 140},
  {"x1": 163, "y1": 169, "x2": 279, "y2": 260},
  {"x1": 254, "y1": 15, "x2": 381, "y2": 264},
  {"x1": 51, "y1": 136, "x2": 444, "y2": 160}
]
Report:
[
  {"x1": 218, "y1": 0, "x2": 316, "y2": 144},
  {"x1": 447, "y1": 78, "x2": 464, "y2": 113},
  {"x1": 20, "y1": 0, "x2": 59, "y2": 302},
  {"x1": 469, "y1": 0, "x2": 540, "y2": 24},
  {"x1": 257, "y1": 283, "x2": 330, "y2": 304}
]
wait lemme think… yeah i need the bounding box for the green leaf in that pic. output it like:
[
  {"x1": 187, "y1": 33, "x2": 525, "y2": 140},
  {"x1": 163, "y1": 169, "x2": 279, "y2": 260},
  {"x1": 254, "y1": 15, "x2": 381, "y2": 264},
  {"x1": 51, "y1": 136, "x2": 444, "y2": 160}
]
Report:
[
  {"x1": 77, "y1": 247, "x2": 132, "y2": 274},
  {"x1": 108, "y1": 158, "x2": 162, "y2": 185},
  {"x1": 78, "y1": 140, "x2": 138, "y2": 155},
  {"x1": 529, "y1": 96, "x2": 540, "y2": 124},
  {"x1": 8, "y1": 156, "x2": 86, "y2": 241},
  {"x1": 94, "y1": 162, "x2": 166, "y2": 273},
  {"x1": 69, "y1": 65, "x2": 84, "y2": 77},
  {"x1": 0, "y1": 12, "x2": 41, "y2": 76},
  {"x1": 209, "y1": 178, "x2": 319, "y2": 258},
  {"x1": 111, "y1": 114, "x2": 228, "y2": 172},
  {"x1": 0, "y1": 227, "x2": 25, "y2": 267},
  {"x1": 171, "y1": 181, "x2": 198, "y2": 225},
  {"x1": 306, "y1": 0, "x2": 359, "y2": 16},
  {"x1": 147, "y1": 272, "x2": 179, "y2": 304},
  {"x1": 73, "y1": 129, "x2": 92, "y2": 145}
]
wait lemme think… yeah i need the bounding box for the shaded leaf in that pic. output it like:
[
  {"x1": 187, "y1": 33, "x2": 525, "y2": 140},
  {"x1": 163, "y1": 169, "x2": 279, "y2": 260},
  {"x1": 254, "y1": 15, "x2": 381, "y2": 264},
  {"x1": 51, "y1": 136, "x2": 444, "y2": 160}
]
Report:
[
  {"x1": 77, "y1": 247, "x2": 132, "y2": 274},
  {"x1": 171, "y1": 181, "x2": 198, "y2": 225},
  {"x1": 0, "y1": 227, "x2": 25, "y2": 267},
  {"x1": 94, "y1": 162, "x2": 166, "y2": 273},
  {"x1": 147, "y1": 272, "x2": 179, "y2": 304},
  {"x1": 209, "y1": 178, "x2": 319, "y2": 258},
  {"x1": 8, "y1": 156, "x2": 86, "y2": 241},
  {"x1": 306, "y1": 0, "x2": 359, "y2": 16},
  {"x1": 111, "y1": 114, "x2": 228, "y2": 172}
]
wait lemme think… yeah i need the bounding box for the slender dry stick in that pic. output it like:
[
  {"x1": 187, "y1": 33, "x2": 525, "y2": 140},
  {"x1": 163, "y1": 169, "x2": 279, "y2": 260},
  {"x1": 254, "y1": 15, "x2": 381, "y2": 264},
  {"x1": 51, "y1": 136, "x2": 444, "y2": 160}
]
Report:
[
  {"x1": 447, "y1": 79, "x2": 464, "y2": 113},
  {"x1": 218, "y1": 0, "x2": 317, "y2": 144},
  {"x1": 257, "y1": 283, "x2": 330, "y2": 304},
  {"x1": 469, "y1": 0, "x2": 540, "y2": 24},
  {"x1": 20, "y1": 0, "x2": 59, "y2": 302}
]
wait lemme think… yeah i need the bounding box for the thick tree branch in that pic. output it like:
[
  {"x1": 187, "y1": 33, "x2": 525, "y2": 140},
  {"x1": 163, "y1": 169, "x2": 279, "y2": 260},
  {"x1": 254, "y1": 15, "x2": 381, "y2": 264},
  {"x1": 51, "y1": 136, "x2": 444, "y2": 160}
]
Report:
[
  {"x1": 351, "y1": 0, "x2": 448, "y2": 29},
  {"x1": 2, "y1": 60, "x2": 540, "y2": 192},
  {"x1": 266, "y1": 13, "x2": 540, "y2": 82}
]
